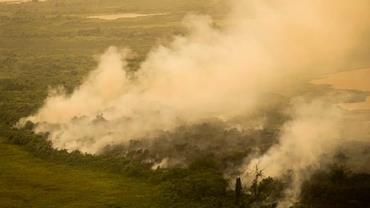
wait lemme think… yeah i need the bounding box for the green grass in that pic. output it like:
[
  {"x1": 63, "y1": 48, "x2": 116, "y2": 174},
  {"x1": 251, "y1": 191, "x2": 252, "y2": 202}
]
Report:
[{"x1": 0, "y1": 138, "x2": 159, "y2": 208}]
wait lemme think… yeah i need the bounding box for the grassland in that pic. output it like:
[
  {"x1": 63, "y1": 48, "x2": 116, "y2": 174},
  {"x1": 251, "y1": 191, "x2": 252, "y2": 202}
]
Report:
[{"x1": 0, "y1": 138, "x2": 159, "y2": 208}]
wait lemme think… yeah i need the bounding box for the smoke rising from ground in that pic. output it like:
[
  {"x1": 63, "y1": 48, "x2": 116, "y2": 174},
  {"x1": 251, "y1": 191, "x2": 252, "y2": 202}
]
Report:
[
  {"x1": 242, "y1": 100, "x2": 344, "y2": 206},
  {"x1": 19, "y1": 0, "x2": 370, "y2": 206}
]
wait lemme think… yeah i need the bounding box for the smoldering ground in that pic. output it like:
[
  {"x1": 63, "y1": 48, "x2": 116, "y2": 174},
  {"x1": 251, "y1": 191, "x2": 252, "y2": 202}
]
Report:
[{"x1": 18, "y1": 0, "x2": 370, "y2": 207}]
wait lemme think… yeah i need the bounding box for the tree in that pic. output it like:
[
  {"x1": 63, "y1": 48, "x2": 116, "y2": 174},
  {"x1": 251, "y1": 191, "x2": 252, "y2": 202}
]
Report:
[
  {"x1": 235, "y1": 177, "x2": 243, "y2": 205},
  {"x1": 250, "y1": 165, "x2": 264, "y2": 200}
]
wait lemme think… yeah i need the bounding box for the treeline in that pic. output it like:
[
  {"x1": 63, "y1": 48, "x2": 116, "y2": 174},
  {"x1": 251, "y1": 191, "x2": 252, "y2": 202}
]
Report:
[
  {"x1": 3, "y1": 120, "x2": 370, "y2": 208},
  {"x1": 0, "y1": 121, "x2": 287, "y2": 208}
]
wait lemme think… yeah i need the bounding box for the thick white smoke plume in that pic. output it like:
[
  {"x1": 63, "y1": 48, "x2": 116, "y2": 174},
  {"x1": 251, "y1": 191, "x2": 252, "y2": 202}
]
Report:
[
  {"x1": 19, "y1": 0, "x2": 369, "y2": 206},
  {"x1": 242, "y1": 100, "x2": 344, "y2": 207}
]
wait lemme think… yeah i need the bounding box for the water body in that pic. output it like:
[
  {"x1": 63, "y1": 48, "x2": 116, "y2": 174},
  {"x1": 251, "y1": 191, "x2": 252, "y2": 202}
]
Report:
[
  {"x1": 312, "y1": 68, "x2": 370, "y2": 111},
  {"x1": 87, "y1": 13, "x2": 166, "y2": 20}
]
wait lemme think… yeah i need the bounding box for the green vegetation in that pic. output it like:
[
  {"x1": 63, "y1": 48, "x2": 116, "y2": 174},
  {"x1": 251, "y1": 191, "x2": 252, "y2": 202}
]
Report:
[
  {"x1": 0, "y1": 0, "x2": 369, "y2": 208},
  {"x1": 0, "y1": 0, "x2": 226, "y2": 126},
  {"x1": 0, "y1": 125, "x2": 254, "y2": 208},
  {"x1": 301, "y1": 165, "x2": 370, "y2": 208},
  {"x1": 0, "y1": 137, "x2": 159, "y2": 208},
  {"x1": 0, "y1": 1, "x2": 235, "y2": 207}
]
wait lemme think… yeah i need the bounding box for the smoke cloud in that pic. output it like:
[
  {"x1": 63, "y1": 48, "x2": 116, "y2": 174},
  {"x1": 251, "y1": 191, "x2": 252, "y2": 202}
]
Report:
[
  {"x1": 18, "y1": 0, "x2": 370, "y2": 206},
  {"x1": 242, "y1": 100, "x2": 344, "y2": 206}
]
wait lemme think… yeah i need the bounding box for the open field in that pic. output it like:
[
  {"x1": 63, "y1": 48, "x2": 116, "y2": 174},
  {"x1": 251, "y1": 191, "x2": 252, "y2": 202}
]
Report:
[{"x1": 0, "y1": 138, "x2": 159, "y2": 208}]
